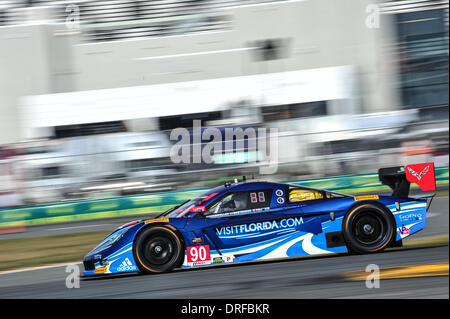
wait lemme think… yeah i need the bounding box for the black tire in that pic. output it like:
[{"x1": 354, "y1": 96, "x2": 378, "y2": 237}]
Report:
[
  {"x1": 342, "y1": 203, "x2": 395, "y2": 254},
  {"x1": 133, "y1": 226, "x2": 184, "y2": 274}
]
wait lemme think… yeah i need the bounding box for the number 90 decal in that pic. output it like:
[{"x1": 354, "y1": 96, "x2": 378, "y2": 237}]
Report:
[{"x1": 187, "y1": 245, "x2": 211, "y2": 265}]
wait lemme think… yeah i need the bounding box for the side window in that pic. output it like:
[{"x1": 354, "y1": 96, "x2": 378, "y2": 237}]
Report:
[
  {"x1": 205, "y1": 193, "x2": 245, "y2": 216},
  {"x1": 204, "y1": 190, "x2": 272, "y2": 216},
  {"x1": 289, "y1": 188, "x2": 324, "y2": 203}
]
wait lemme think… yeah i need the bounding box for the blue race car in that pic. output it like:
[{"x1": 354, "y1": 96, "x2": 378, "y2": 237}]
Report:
[{"x1": 83, "y1": 163, "x2": 436, "y2": 276}]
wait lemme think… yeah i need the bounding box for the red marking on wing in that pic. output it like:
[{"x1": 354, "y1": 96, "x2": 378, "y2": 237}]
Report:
[{"x1": 405, "y1": 162, "x2": 436, "y2": 191}]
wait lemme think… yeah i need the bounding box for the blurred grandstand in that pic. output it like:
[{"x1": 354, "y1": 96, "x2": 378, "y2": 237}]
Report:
[
  {"x1": 1, "y1": 0, "x2": 275, "y2": 41},
  {"x1": 0, "y1": 0, "x2": 448, "y2": 207}
]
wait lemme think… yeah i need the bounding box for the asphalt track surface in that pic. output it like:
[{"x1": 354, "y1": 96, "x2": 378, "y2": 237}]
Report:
[
  {"x1": 0, "y1": 246, "x2": 447, "y2": 299},
  {"x1": 0, "y1": 197, "x2": 448, "y2": 299}
]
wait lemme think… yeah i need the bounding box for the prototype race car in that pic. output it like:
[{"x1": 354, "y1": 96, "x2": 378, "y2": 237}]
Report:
[{"x1": 83, "y1": 162, "x2": 436, "y2": 276}]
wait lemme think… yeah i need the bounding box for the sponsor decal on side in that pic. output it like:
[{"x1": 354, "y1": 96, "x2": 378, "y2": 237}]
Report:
[
  {"x1": 223, "y1": 255, "x2": 233, "y2": 263},
  {"x1": 397, "y1": 222, "x2": 421, "y2": 239},
  {"x1": 398, "y1": 226, "x2": 410, "y2": 236},
  {"x1": 144, "y1": 218, "x2": 169, "y2": 224},
  {"x1": 212, "y1": 255, "x2": 234, "y2": 264},
  {"x1": 354, "y1": 195, "x2": 379, "y2": 201},
  {"x1": 398, "y1": 213, "x2": 423, "y2": 222},
  {"x1": 191, "y1": 237, "x2": 204, "y2": 245},
  {"x1": 117, "y1": 258, "x2": 137, "y2": 272},
  {"x1": 216, "y1": 217, "x2": 304, "y2": 237},
  {"x1": 94, "y1": 267, "x2": 107, "y2": 274}
]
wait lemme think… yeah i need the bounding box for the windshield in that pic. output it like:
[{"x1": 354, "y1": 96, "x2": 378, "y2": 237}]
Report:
[
  {"x1": 159, "y1": 191, "x2": 215, "y2": 218},
  {"x1": 162, "y1": 199, "x2": 198, "y2": 218}
]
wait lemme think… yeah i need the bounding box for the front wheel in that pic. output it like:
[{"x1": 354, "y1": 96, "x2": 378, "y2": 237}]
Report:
[
  {"x1": 342, "y1": 203, "x2": 395, "y2": 254},
  {"x1": 133, "y1": 226, "x2": 184, "y2": 274}
]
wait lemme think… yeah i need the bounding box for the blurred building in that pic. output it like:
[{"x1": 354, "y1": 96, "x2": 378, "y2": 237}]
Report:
[
  {"x1": 0, "y1": 0, "x2": 448, "y2": 205},
  {"x1": 0, "y1": 0, "x2": 411, "y2": 143},
  {"x1": 381, "y1": 0, "x2": 449, "y2": 109}
]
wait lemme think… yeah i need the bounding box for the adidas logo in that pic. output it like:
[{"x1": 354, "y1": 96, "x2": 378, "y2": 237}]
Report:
[
  {"x1": 120, "y1": 258, "x2": 133, "y2": 267},
  {"x1": 117, "y1": 258, "x2": 136, "y2": 271}
]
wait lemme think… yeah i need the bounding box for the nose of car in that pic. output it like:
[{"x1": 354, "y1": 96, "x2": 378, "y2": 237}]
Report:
[
  {"x1": 83, "y1": 251, "x2": 106, "y2": 271},
  {"x1": 83, "y1": 255, "x2": 96, "y2": 271}
]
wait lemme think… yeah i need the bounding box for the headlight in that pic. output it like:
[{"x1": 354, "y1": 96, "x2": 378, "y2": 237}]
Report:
[{"x1": 96, "y1": 230, "x2": 125, "y2": 249}]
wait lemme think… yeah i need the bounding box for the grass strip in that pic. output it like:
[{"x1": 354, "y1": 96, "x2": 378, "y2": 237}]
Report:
[
  {"x1": 400, "y1": 234, "x2": 449, "y2": 249},
  {"x1": 0, "y1": 231, "x2": 110, "y2": 271}
]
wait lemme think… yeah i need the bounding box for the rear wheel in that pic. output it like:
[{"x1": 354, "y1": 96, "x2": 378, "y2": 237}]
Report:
[
  {"x1": 133, "y1": 226, "x2": 184, "y2": 274},
  {"x1": 342, "y1": 203, "x2": 395, "y2": 254}
]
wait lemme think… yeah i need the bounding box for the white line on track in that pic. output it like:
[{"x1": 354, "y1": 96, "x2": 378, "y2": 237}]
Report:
[
  {"x1": 47, "y1": 224, "x2": 111, "y2": 231},
  {"x1": 0, "y1": 262, "x2": 82, "y2": 275}
]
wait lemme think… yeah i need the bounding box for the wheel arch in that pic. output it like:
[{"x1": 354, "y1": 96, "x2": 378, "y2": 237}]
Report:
[
  {"x1": 342, "y1": 200, "x2": 397, "y2": 252},
  {"x1": 133, "y1": 222, "x2": 186, "y2": 271},
  {"x1": 134, "y1": 222, "x2": 185, "y2": 244},
  {"x1": 346, "y1": 200, "x2": 395, "y2": 225}
]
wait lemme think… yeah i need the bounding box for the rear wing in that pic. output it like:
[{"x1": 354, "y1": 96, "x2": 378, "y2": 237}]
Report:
[{"x1": 378, "y1": 162, "x2": 436, "y2": 198}]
